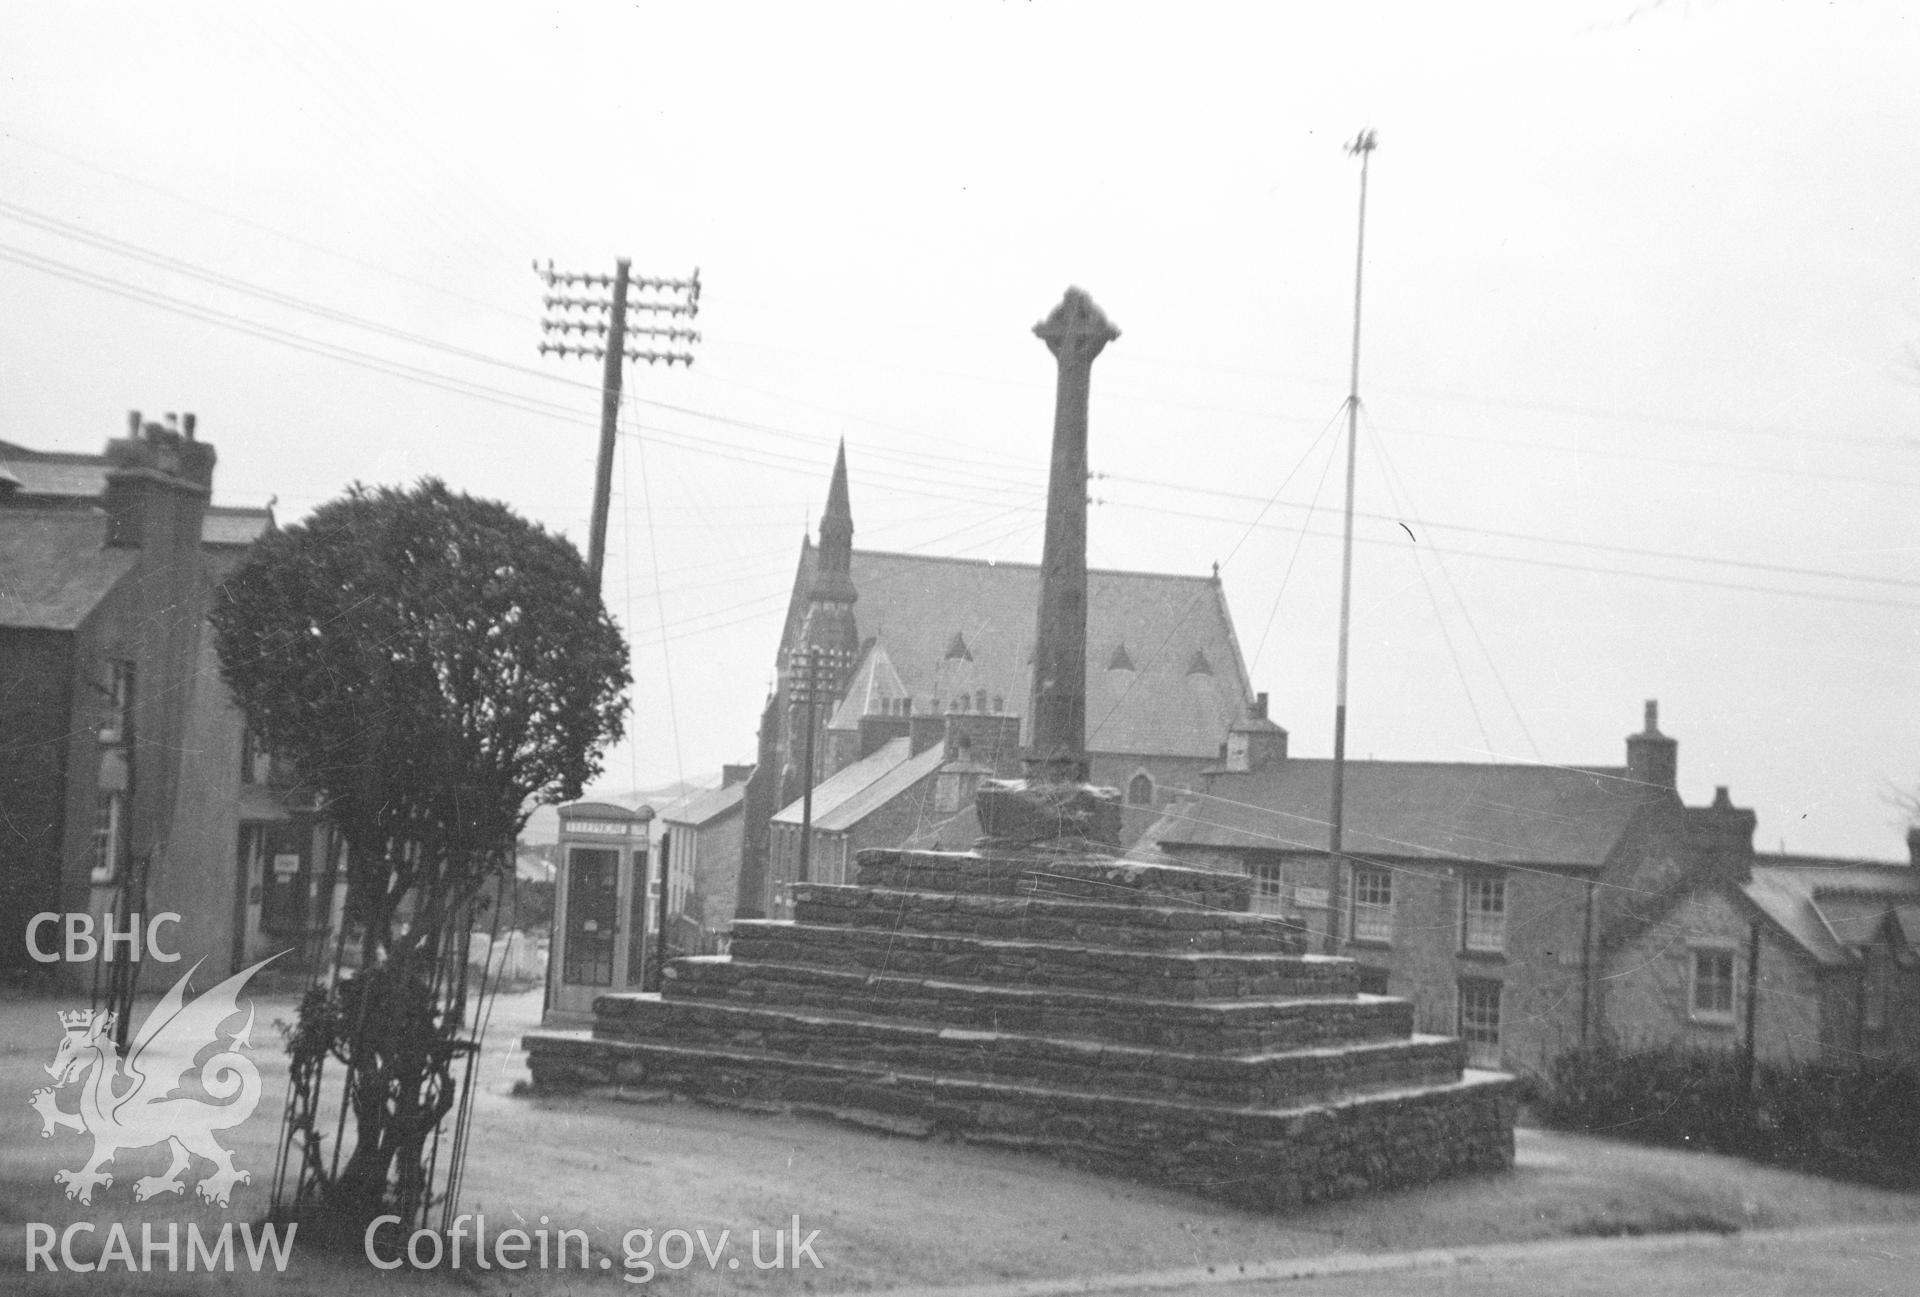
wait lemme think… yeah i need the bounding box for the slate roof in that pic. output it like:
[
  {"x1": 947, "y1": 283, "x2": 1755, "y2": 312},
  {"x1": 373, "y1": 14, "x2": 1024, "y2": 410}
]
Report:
[
  {"x1": 202, "y1": 506, "x2": 274, "y2": 547},
  {"x1": 1147, "y1": 759, "x2": 1656, "y2": 865},
  {"x1": 0, "y1": 511, "x2": 134, "y2": 630},
  {"x1": 0, "y1": 443, "x2": 106, "y2": 499},
  {"x1": 1739, "y1": 858, "x2": 1920, "y2": 967},
  {"x1": 785, "y1": 543, "x2": 1252, "y2": 760},
  {"x1": 827, "y1": 642, "x2": 909, "y2": 731},
  {"x1": 772, "y1": 736, "x2": 949, "y2": 834},
  {"x1": 662, "y1": 781, "x2": 748, "y2": 829}
]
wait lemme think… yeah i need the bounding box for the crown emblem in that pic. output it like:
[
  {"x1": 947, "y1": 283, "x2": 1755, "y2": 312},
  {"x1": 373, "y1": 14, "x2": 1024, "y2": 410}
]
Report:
[{"x1": 58, "y1": 1009, "x2": 98, "y2": 1030}]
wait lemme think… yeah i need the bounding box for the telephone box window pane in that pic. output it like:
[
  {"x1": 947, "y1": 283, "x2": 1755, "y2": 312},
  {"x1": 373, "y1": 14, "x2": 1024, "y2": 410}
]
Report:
[{"x1": 564, "y1": 847, "x2": 620, "y2": 987}]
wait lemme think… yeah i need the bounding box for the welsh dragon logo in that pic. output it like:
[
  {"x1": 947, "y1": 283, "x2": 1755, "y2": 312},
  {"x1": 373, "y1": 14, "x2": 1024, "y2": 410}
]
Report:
[{"x1": 29, "y1": 956, "x2": 278, "y2": 1207}]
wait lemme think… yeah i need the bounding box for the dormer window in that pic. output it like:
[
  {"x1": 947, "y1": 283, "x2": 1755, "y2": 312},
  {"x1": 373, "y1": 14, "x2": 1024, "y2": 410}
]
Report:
[{"x1": 1225, "y1": 730, "x2": 1251, "y2": 772}]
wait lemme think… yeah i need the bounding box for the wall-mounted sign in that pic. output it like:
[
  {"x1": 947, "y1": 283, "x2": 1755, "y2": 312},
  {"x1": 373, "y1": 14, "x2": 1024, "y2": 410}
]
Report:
[
  {"x1": 272, "y1": 853, "x2": 301, "y2": 878},
  {"x1": 1293, "y1": 887, "x2": 1330, "y2": 910}
]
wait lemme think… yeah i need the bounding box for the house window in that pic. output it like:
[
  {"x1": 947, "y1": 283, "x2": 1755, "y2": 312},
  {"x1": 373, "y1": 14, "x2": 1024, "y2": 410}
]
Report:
[
  {"x1": 1249, "y1": 863, "x2": 1286, "y2": 916},
  {"x1": 1462, "y1": 875, "x2": 1506, "y2": 953},
  {"x1": 1691, "y1": 948, "x2": 1736, "y2": 1020},
  {"x1": 1350, "y1": 868, "x2": 1393, "y2": 943},
  {"x1": 91, "y1": 790, "x2": 125, "y2": 884},
  {"x1": 1127, "y1": 772, "x2": 1154, "y2": 806},
  {"x1": 99, "y1": 660, "x2": 133, "y2": 743},
  {"x1": 1458, "y1": 979, "x2": 1502, "y2": 1068}
]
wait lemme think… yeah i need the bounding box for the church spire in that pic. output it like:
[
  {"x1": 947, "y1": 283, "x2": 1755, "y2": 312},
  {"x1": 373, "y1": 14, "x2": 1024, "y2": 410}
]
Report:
[{"x1": 811, "y1": 439, "x2": 857, "y2": 604}]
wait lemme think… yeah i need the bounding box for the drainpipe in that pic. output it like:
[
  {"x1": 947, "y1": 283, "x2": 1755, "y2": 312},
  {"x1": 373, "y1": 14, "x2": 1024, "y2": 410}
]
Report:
[
  {"x1": 1742, "y1": 920, "x2": 1761, "y2": 1096},
  {"x1": 1579, "y1": 879, "x2": 1596, "y2": 1048}
]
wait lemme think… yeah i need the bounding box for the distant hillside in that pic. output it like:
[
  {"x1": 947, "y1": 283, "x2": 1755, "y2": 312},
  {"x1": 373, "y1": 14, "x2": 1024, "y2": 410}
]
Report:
[{"x1": 519, "y1": 777, "x2": 718, "y2": 845}]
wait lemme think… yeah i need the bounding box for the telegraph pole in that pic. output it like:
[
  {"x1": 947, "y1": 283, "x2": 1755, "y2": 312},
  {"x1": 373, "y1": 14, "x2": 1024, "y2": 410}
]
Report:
[
  {"x1": 797, "y1": 646, "x2": 822, "y2": 887},
  {"x1": 1326, "y1": 128, "x2": 1376, "y2": 957},
  {"x1": 535, "y1": 259, "x2": 700, "y2": 588}
]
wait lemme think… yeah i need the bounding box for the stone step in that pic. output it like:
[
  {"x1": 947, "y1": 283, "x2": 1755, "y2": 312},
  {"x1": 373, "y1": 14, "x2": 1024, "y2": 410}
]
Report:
[
  {"x1": 791, "y1": 883, "x2": 1306, "y2": 954},
  {"x1": 520, "y1": 1031, "x2": 1517, "y2": 1211},
  {"x1": 589, "y1": 996, "x2": 1462, "y2": 1108},
  {"x1": 726, "y1": 920, "x2": 1355, "y2": 1000},
  {"x1": 656, "y1": 958, "x2": 1414, "y2": 1053},
  {"x1": 854, "y1": 848, "x2": 1252, "y2": 912}
]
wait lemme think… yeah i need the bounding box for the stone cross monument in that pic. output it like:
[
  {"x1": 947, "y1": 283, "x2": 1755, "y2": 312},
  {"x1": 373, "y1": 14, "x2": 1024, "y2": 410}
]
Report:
[{"x1": 975, "y1": 287, "x2": 1123, "y2": 847}]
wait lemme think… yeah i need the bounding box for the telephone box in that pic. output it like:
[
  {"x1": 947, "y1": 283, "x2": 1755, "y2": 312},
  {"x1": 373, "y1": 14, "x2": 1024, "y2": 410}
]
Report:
[{"x1": 545, "y1": 801, "x2": 654, "y2": 1022}]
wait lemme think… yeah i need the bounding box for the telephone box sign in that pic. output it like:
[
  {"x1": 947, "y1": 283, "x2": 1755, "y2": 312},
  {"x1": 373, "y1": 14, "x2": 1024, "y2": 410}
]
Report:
[{"x1": 564, "y1": 820, "x2": 638, "y2": 837}]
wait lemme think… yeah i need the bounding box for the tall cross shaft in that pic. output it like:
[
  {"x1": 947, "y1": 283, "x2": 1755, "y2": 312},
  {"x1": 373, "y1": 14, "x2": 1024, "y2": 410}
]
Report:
[{"x1": 1025, "y1": 288, "x2": 1119, "y2": 783}]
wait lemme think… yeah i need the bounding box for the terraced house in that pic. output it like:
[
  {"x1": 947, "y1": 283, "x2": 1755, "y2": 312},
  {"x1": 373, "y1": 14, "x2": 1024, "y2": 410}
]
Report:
[
  {"x1": 0, "y1": 414, "x2": 335, "y2": 980},
  {"x1": 1144, "y1": 700, "x2": 1920, "y2": 1075}
]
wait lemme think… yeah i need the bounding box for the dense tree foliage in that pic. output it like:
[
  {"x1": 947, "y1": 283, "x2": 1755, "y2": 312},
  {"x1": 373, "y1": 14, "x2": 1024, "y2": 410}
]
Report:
[{"x1": 211, "y1": 479, "x2": 629, "y2": 1229}]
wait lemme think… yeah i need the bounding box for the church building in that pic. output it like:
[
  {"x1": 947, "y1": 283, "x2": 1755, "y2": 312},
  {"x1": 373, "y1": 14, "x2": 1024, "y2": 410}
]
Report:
[{"x1": 735, "y1": 444, "x2": 1257, "y2": 918}]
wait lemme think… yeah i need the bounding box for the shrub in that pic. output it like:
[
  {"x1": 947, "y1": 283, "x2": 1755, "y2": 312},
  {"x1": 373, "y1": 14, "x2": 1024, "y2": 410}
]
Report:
[{"x1": 1541, "y1": 1044, "x2": 1919, "y2": 1186}]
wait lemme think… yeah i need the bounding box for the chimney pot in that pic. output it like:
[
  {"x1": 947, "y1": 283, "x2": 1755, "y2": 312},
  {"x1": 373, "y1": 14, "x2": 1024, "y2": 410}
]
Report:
[
  {"x1": 127, "y1": 410, "x2": 142, "y2": 437},
  {"x1": 1907, "y1": 825, "x2": 1920, "y2": 867},
  {"x1": 1712, "y1": 785, "x2": 1732, "y2": 809},
  {"x1": 1644, "y1": 699, "x2": 1659, "y2": 733},
  {"x1": 182, "y1": 412, "x2": 196, "y2": 441},
  {"x1": 1253, "y1": 692, "x2": 1268, "y2": 720}
]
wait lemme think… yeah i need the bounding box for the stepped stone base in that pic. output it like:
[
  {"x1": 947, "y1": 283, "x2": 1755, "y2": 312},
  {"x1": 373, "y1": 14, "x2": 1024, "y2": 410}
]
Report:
[{"x1": 523, "y1": 847, "x2": 1518, "y2": 1210}]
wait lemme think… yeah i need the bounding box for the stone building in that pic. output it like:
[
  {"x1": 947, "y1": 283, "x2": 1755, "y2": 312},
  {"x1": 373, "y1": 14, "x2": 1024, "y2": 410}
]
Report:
[
  {"x1": 1144, "y1": 700, "x2": 1693, "y2": 1075},
  {"x1": 1145, "y1": 700, "x2": 1920, "y2": 1075},
  {"x1": 0, "y1": 417, "x2": 335, "y2": 979},
  {"x1": 659, "y1": 770, "x2": 750, "y2": 955},
  {"x1": 763, "y1": 713, "x2": 1020, "y2": 915},
  {"x1": 1601, "y1": 804, "x2": 1920, "y2": 1066},
  {"x1": 737, "y1": 445, "x2": 1255, "y2": 917}
]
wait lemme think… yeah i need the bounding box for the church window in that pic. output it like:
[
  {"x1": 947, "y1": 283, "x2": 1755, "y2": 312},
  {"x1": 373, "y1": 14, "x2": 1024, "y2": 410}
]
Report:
[{"x1": 1127, "y1": 772, "x2": 1154, "y2": 805}]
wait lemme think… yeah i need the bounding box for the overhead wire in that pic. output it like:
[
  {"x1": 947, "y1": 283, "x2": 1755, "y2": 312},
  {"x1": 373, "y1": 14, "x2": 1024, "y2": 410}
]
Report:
[
  {"x1": 1364, "y1": 406, "x2": 1545, "y2": 760},
  {"x1": 2, "y1": 228, "x2": 1911, "y2": 612}
]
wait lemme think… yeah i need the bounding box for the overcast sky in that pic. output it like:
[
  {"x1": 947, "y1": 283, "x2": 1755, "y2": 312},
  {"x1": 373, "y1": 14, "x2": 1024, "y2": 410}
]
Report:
[{"x1": 4, "y1": 2, "x2": 1915, "y2": 860}]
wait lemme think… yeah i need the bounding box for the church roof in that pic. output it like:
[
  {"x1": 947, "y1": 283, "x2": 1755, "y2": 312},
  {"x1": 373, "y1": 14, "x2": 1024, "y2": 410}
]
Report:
[
  {"x1": 826, "y1": 642, "x2": 909, "y2": 731},
  {"x1": 783, "y1": 543, "x2": 1253, "y2": 760}
]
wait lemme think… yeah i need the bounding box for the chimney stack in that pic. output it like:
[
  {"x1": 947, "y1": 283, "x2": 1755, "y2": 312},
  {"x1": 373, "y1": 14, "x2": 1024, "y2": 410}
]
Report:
[
  {"x1": 1685, "y1": 785, "x2": 1756, "y2": 883},
  {"x1": 1625, "y1": 699, "x2": 1677, "y2": 793}
]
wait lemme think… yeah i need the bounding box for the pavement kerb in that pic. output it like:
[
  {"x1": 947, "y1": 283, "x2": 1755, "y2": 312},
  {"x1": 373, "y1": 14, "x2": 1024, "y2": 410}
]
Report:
[{"x1": 855, "y1": 1220, "x2": 1920, "y2": 1297}]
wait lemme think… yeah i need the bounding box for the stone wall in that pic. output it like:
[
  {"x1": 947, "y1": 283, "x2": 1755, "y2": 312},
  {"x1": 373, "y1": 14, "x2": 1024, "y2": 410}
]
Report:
[{"x1": 524, "y1": 846, "x2": 1517, "y2": 1211}]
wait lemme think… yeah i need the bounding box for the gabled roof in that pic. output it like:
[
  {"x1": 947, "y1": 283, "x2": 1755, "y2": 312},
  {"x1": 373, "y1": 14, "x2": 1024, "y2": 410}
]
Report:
[
  {"x1": 662, "y1": 781, "x2": 748, "y2": 829},
  {"x1": 784, "y1": 544, "x2": 1252, "y2": 760},
  {"x1": 0, "y1": 511, "x2": 134, "y2": 630},
  {"x1": 1147, "y1": 759, "x2": 1657, "y2": 866},
  {"x1": 826, "y1": 642, "x2": 909, "y2": 731},
  {"x1": 1740, "y1": 858, "x2": 1920, "y2": 967},
  {"x1": 772, "y1": 736, "x2": 949, "y2": 835}
]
